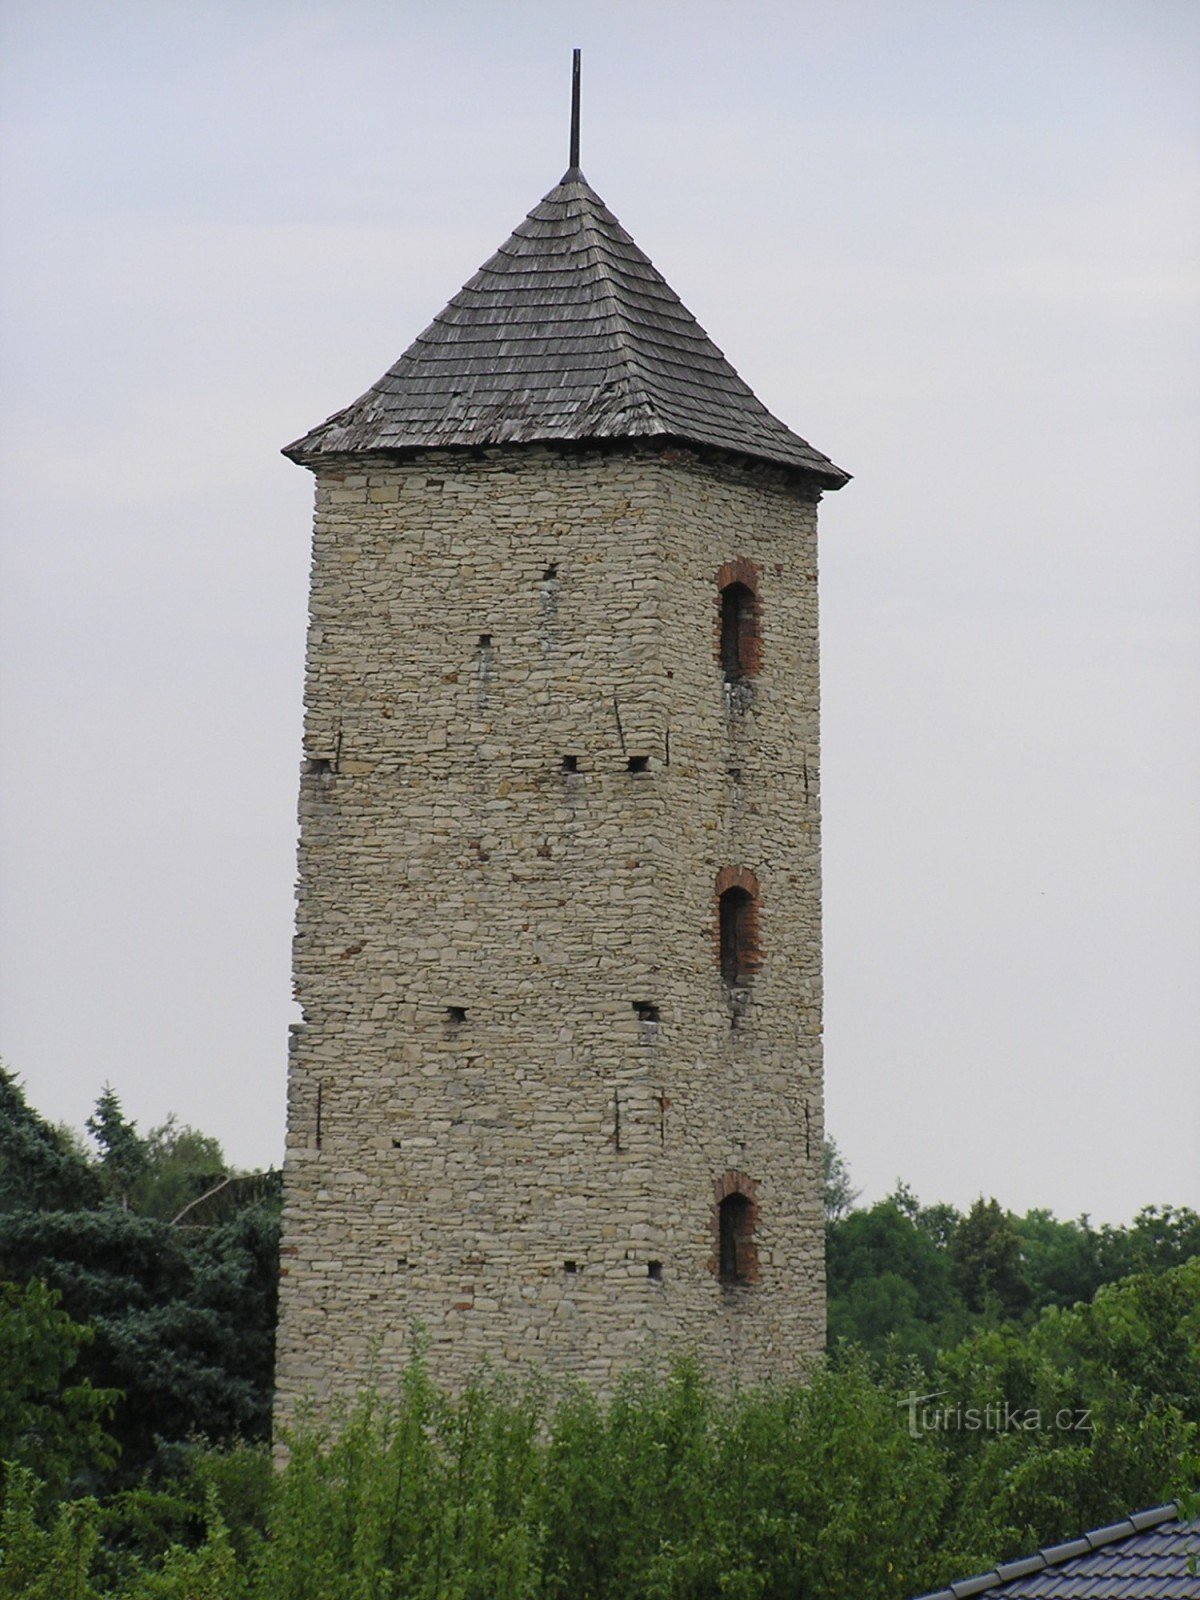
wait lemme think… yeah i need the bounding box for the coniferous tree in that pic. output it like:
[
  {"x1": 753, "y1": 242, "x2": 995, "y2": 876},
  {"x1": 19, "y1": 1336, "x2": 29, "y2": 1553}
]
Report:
[
  {"x1": 86, "y1": 1085, "x2": 149, "y2": 1211},
  {"x1": 0, "y1": 1072, "x2": 279, "y2": 1487},
  {"x1": 0, "y1": 1064, "x2": 102, "y2": 1212}
]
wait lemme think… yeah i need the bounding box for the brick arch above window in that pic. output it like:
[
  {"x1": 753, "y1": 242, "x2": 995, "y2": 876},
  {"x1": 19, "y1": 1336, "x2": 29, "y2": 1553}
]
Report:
[
  {"x1": 716, "y1": 557, "x2": 761, "y2": 596},
  {"x1": 713, "y1": 1168, "x2": 760, "y2": 1206},
  {"x1": 715, "y1": 865, "x2": 760, "y2": 900}
]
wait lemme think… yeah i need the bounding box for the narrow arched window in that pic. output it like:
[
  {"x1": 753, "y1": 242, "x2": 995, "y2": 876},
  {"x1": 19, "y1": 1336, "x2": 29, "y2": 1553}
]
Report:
[
  {"x1": 719, "y1": 886, "x2": 753, "y2": 986},
  {"x1": 718, "y1": 1192, "x2": 754, "y2": 1284},
  {"x1": 715, "y1": 867, "x2": 761, "y2": 989},
  {"x1": 716, "y1": 559, "x2": 761, "y2": 684},
  {"x1": 720, "y1": 583, "x2": 755, "y2": 681}
]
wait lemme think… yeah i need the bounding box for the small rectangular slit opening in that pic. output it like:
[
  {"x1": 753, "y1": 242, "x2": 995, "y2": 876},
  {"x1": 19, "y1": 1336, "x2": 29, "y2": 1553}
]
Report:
[
  {"x1": 562, "y1": 754, "x2": 578, "y2": 772},
  {"x1": 633, "y1": 1001, "x2": 660, "y2": 1023},
  {"x1": 446, "y1": 1006, "x2": 467, "y2": 1025},
  {"x1": 647, "y1": 1261, "x2": 663, "y2": 1281},
  {"x1": 627, "y1": 756, "x2": 649, "y2": 773},
  {"x1": 563, "y1": 1259, "x2": 578, "y2": 1274}
]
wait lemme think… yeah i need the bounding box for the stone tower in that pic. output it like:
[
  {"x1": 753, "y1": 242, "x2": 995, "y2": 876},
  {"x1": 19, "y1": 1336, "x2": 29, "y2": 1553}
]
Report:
[{"x1": 275, "y1": 86, "x2": 848, "y2": 1420}]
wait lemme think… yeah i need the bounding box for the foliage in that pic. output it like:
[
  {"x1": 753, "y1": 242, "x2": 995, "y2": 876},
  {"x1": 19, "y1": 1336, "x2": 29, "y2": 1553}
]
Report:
[
  {"x1": 0, "y1": 1356, "x2": 955, "y2": 1600},
  {"x1": 131, "y1": 1116, "x2": 227, "y2": 1225},
  {"x1": 1038, "y1": 1255, "x2": 1200, "y2": 1425},
  {"x1": 822, "y1": 1137, "x2": 860, "y2": 1222},
  {"x1": 3, "y1": 1284, "x2": 1197, "y2": 1600},
  {"x1": 0, "y1": 1205, "x2": 277, "y2": 1483},
  {"x1": 4, "y1": 1084, "x2": 1198, "y2": 1594},
  {"x1": 0, "y1": 1468, "x2": 104, "y2": 1600},
  {"x1": 0, "y1": 1072, "x2": 279, "y2": 1489},
  {"x1": 0, "y1": 1279, "x2": 118, "y2": 1497},
  {"x1": 1018, "y1": 1207, "x2": 1105, "y2": 1310},
  {"x1": 826, "y1": 1157, "x2": 1200, "y2": 1372},
  {"x1": 1098, "y1": 1204, "x2": 1200, "y2": 1279},
  {"x1": 86, "y1": 1089, "x2": 150, "y2": 1212},
  {"x1": 950, "y1": 1197, "x2": 1031, "y2": 1318},
  {"x1": 0, "y1": 1065, "x2": 102, "y2": 1214},
  {"x1": 929, "y1": 1257, "x2": 1200, "y2": 1560},
  {"x1": 85, "y1": 1089, "x2": 231, "y2": 1223},
  {"x1": 826, "y1": 1195, "x2": 970, "y2": 1369}
]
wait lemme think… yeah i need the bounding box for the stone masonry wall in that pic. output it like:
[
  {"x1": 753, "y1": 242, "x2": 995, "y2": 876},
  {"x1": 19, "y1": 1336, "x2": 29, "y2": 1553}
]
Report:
[{"x1": 275, "y1": 442, "x2": 825, "y2": 1425}]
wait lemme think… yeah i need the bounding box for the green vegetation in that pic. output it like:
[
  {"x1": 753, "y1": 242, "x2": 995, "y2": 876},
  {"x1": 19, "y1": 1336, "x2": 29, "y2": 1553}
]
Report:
[
  {"x1": 2, "y1": 1288, "x2": 1196, "y2": 1600},
  {"x1": 0, "y1": 1280, "x2": 118, "y2": 1498},
  {"x1": 824, "y1": 1139, "x2": 1200, "y2": 1371},
  {"x1": 1, "y1": 1085, "x2": 1195, "y2": 1596},
  {"x1": 0, "y1": 1066, "x2": 279, "y2": 1489}
]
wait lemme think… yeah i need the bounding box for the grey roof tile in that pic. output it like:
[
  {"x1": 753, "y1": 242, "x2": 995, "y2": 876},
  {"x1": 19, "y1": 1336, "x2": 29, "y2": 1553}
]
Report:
[
  {"x1": 285, "y1": 167, "x2": 849, "y2": 488},
  {"x1": 910, "y1": 1503, "x2": 1200, "y2": 1599}
]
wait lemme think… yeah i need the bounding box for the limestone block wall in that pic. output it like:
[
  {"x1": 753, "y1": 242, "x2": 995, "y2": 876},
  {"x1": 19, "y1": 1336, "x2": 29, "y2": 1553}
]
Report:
[{"x1": 275, "y1": 443, "x2": 825, "y2": 1425}]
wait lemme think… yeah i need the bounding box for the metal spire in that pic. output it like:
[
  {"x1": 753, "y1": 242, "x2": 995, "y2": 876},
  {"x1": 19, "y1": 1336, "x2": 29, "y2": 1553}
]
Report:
[{"x1": 568, "y1": 48, "x2": 581, "y2": 175}]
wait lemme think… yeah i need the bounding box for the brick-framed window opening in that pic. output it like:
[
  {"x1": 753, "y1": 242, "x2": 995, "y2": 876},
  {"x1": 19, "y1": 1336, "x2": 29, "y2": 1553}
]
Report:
[
  {"x1": 712, "y1": 1171, "x2": 759, "y2": 1285},
  {"x1": 719, "y1": 1194, "x2": 753, "y2": 1282},
  {"x1": 720, "y1": 584, "x2": 755, "y2": 681},
  {"x1": 716, "y1": 558, "x2": 761, "y2": 683},
  {"x1": 715, "y1": 866, "x2": 761, "y2": 987}
]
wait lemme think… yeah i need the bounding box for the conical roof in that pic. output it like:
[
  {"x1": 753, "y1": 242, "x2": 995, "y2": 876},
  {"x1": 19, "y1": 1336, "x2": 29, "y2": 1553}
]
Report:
[{"x1": 284, "y1": 167, "x2": 848, "y2": 489}]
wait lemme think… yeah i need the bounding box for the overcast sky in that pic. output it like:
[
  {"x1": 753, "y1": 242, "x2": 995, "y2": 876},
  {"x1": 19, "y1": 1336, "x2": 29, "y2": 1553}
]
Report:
[{"x1": 1, "y1": 1, "x2": 1197, "y2": 1225}]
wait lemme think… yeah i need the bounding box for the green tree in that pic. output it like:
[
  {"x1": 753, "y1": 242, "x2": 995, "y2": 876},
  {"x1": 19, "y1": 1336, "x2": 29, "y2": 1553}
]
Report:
[
  {"x1": 0, "y1": 1074, "x2": 279, "y2": 1488},
  {"x1": 950, "y1": 1197, "x2": 1031, "y2": 1317},
  {"x1": 86, "y1": 1088, "x2": 149, "y2": 1212},
  {"x1": 890, "y1": 1182, "x2": 962, "y2": 1251},
  {"x1": 1019, "y1": 1209, "x2": 1104, "y2": 1312},
  {"x1": 0, "y1": 1065, "x2": 102, "y2": 1213},
  {"x1": 0, "y1": 1469, "x2": 104, "y2": 1600},
  {"x1": 823, "y1": 1138, "x2": 860, "y2": 1222},
  {"x1": 0, "y1": 1204, "x2": 278, "y2": 1483},
  {"x1": 0, "y1": 1279, "x2": 118, "y2": 1496},
  {"x1": 827, "y1": 1197, "x2": 969, "y2": 1368},
  {"x1": 1037, "y1": 1254, "x2": 1200, "y2": 1424},
  {"x1": 130, "y1": 1117, "x2": 227, "y2": 1224},
  {"x1": 0, "y1": 1309, "x2": 1195, "y2": 1600},
  {"x1": 1097, "y1": 1204, "x2": 1200, "y2": 1279},
  {"x1": 930, "y1": 1257, "x2": 1200, "y2": 1562}
]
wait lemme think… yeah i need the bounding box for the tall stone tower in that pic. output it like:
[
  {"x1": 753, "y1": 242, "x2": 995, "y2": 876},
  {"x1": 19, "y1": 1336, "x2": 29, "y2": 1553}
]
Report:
[{"x1": 276, "y1": 76, "x2": 848, "y2": 1420}]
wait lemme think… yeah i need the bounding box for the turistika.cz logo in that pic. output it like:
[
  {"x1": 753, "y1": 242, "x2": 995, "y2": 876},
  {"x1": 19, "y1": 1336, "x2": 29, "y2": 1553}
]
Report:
[{"x1": 898, "y1": 1389, "x2": 1094, "y2": 1440}]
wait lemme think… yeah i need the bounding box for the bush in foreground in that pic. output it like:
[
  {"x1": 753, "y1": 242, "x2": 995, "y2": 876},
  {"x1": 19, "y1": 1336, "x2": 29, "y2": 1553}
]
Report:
[{"x1": 2, "y1": 1262, "x2": 1197, "y2": 1599}]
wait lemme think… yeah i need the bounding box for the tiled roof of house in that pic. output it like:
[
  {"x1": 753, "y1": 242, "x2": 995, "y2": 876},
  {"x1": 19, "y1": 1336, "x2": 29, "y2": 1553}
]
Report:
[
  {"x1": 911, "y1": 1503, "x2": 1200, "y2": 1600},
  {"x1": 284, "y1": 165, "x2": 848, "y2": 489}
]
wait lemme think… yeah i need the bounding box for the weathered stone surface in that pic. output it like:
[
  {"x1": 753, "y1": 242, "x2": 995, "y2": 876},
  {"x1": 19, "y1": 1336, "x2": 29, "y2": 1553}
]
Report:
[{"x1": 275, "y1": 441, "x2": 826, "y2": 1422}]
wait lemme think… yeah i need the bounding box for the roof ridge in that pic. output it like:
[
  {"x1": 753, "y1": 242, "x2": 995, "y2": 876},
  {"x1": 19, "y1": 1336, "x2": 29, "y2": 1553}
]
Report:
[
  {"x1": 572, "y1": 189, "x2": 756, "y2": 390},
  {"x1": 564, "y1": 179, "x2": 658, "y2": 426},
  {"x1": 551, "y1": 179, "x2": 802, "y2": 450}
]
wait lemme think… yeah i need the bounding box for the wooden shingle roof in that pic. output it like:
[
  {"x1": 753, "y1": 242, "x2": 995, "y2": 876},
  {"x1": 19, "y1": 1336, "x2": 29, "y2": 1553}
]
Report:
[{"x1": 284, "y1": 166, "x2": 848, "y2": 489}]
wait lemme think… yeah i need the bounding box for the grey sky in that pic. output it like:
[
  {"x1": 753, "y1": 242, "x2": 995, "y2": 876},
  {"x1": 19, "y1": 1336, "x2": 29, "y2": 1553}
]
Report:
[{"x1": 1, "y1": 1, "x2": 1197, "y2": 1224}]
